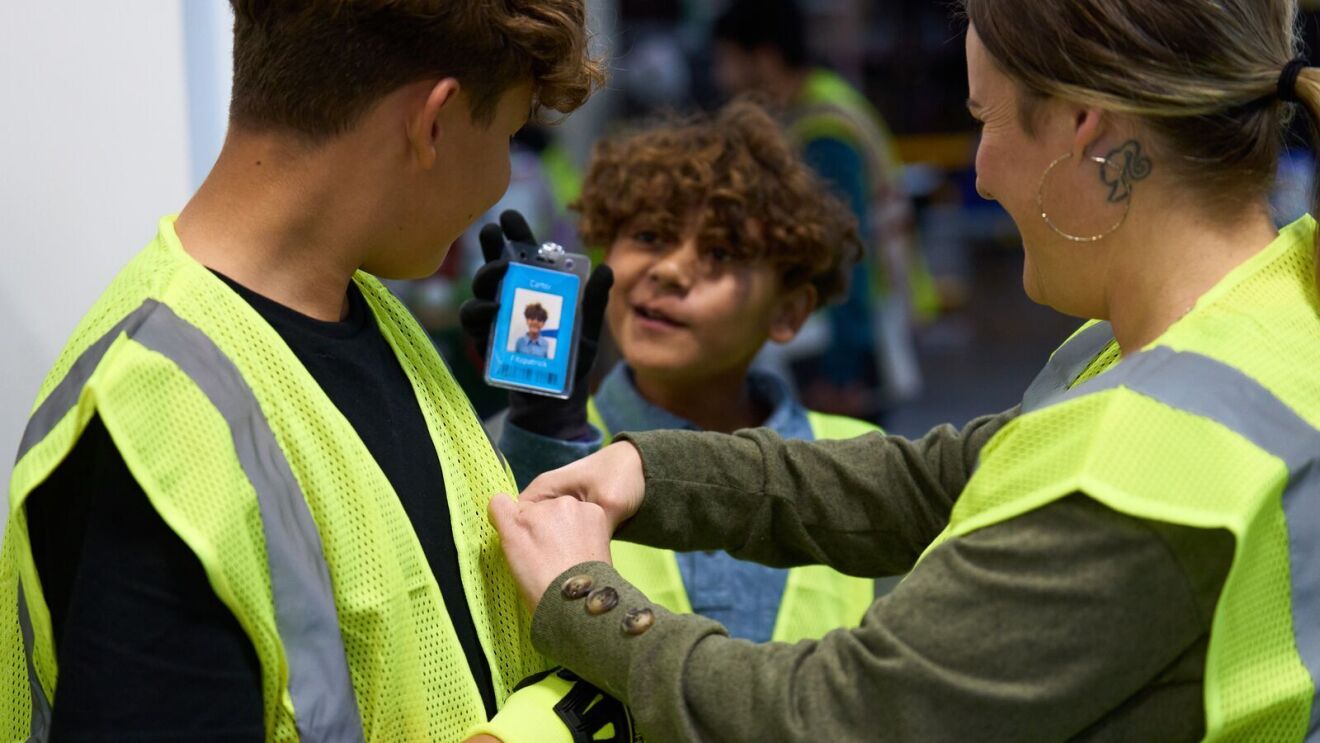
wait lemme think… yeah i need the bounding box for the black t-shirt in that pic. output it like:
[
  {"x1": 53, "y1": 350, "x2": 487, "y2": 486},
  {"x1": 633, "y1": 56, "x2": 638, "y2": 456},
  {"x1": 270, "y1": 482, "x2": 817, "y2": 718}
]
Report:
[{"x1": 26, "y1": 275, "x2": 498, "y2": 740}]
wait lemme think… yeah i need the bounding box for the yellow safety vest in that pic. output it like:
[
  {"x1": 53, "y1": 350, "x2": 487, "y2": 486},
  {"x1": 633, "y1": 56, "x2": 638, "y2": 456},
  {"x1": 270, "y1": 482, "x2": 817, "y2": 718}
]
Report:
[
  {"x1": 923, "y1": 217, "x2": 1320, "y2": 740},
  {"x1": 588, "y1": 399, "x2": 879, "y2": 643},
  {"x1": 2, "y1": 217, "x2": 544, "y2": 742}
]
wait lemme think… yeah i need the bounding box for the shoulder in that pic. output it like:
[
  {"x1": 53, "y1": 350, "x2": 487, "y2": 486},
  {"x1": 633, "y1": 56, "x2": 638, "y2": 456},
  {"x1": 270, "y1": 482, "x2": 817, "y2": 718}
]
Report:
[
  {"x1": 970, "y1": 381, "x2": 1287, "y2": 533},
  {"x1": 29, "y1": 241, "x2": 176, "y2": 416}
]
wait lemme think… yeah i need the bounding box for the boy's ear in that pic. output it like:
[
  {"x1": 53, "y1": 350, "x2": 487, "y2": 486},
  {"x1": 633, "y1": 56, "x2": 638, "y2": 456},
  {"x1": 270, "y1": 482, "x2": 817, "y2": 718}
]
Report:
[
  {"x1": 408, "y1": 78, "x2": 462, "y2": 170},
  {"x1": 768, "y1": 283, "x2": 818, "y2": 345}
]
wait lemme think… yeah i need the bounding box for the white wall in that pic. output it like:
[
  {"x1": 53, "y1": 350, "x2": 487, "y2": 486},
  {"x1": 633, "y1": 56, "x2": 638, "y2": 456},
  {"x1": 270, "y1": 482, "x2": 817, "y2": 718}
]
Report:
[
  {"x1": 0, "y1": 4, "x2": 200, "y2": 523},
  {"x1": 183, "y1": 0, "x2": 234, "y2": 189}
]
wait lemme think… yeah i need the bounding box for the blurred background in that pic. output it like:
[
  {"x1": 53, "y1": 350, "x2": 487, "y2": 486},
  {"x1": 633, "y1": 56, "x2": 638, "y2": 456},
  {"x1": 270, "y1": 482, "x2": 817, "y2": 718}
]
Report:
[{"x1": 4, "y1": 0, "x2": 1320, "y2": 514}]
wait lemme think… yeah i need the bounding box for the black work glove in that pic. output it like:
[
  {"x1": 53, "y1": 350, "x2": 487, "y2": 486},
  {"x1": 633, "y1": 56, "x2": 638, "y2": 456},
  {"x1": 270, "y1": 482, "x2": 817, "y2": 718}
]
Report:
[{"x1": 458, "y1": 210, "x2": 613, "y2": 441}]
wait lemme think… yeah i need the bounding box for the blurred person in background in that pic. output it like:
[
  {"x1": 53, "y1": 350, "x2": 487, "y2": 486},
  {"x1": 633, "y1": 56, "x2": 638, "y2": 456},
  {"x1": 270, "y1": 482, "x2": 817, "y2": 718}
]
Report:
[
  {"x1": 491, "y1": 0, "x2": 1320, "y2": 739},
  {"x1": 712, "y1": 0, "x2": 923, "y2": 424}
]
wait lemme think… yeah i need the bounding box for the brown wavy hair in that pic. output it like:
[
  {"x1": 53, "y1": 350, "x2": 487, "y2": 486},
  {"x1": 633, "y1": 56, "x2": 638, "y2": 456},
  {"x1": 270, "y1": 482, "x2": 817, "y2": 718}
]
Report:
[
  {"x1": 963, "y1": 0, "x2": 1305, "y2": 221},
  {"x1": 229, "y1": 0, "x2": 605, "y2": 139},
  {"x1": 573, "y1": 99, "x2": 863, "y2": 303}
]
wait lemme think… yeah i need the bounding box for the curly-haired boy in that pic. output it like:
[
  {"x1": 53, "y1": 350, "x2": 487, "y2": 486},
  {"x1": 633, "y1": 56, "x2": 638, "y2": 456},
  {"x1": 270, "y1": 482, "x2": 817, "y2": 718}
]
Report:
[{"x1": 497, "y1": 100, "x2": 879, "y2": 643}]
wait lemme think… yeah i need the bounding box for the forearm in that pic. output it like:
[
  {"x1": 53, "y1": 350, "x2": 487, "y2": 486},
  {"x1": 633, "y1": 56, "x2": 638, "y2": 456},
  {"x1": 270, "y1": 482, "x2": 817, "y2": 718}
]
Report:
[
  {"x1": 616, "y1": 408, "x2": 1017, "y2": 575},
  {"x1": 533, "y1": 496, "x2": 1226, "y2": 742}
]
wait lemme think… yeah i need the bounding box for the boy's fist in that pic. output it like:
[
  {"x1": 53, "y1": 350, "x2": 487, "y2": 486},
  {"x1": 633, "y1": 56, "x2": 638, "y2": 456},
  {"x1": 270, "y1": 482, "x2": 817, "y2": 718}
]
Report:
[
  {"x1": 458, "y1": 209, "x2": 612, "y2": 370},
  {"x1": 458, "y1": 209, "x2": 613, "y2": 442}
]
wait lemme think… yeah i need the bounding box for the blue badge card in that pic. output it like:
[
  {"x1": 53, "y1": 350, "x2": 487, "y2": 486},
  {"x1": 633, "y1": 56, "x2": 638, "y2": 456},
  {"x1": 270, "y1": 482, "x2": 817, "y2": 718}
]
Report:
[{"x1": 486, "y1": 261, "x2": 583, "y2": 398}]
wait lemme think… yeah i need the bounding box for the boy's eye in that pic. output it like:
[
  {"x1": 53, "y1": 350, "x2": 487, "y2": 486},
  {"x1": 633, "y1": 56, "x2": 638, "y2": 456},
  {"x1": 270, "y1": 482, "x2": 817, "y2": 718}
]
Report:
[
  {"x1": 634, "y1": 230, "x2": 661, "y2": 244},
  {"x1": 706, "y1": 246, "x2": 734, "y2": 263}
]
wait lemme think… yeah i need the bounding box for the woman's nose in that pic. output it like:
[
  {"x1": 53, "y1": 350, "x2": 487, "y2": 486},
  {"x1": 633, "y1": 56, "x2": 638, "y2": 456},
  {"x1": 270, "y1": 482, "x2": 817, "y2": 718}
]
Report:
[{"x1": 975, "y1": 177, "x2": 993, "y2": 201}]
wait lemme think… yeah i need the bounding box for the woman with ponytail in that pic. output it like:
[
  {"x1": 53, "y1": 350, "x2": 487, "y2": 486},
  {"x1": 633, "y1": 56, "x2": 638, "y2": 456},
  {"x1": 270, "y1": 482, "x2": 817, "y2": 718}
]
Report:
[{"x1": 489, "y1": 2, "x2": 1320, "y2": 739}]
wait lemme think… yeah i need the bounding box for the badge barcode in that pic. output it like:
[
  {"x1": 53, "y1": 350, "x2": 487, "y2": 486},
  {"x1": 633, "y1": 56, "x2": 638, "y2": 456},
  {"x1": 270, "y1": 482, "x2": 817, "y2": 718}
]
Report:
[{"x1": 497, "y1": 364, "x2": 561, "y2": 389}]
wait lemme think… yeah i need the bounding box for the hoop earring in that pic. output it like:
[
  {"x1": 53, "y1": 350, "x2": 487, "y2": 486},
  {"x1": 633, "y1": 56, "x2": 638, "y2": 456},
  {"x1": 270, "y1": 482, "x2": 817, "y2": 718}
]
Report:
[{"x1": 1036, "y1": 152, "x2": 1131, "y2": 243}]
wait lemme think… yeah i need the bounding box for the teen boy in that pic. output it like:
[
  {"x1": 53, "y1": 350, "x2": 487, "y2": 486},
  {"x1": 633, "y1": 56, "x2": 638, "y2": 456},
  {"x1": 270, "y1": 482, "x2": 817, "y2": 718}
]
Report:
[
  {"x1": 0, "y1": 2, "x2": 614, "y2": 740},
  {"x1": 469, "y1": 101, "x2": 878, "y2": 644},
  {"x1": 713, "y1": 0, "x2": 925, "y2": 420}
]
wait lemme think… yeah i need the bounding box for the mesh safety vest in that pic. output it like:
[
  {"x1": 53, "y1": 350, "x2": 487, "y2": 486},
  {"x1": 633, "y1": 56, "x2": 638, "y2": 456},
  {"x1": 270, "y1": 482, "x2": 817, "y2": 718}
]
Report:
[
  {"x1": 2, "y1": 217, "x2": 544, "y2": 742},
  {"x1": 923, "y1": 217, "x2": 1320, "y2": 740},
  {"x1": 588, "y1": 400, "x2": 879, "y2": 643}
]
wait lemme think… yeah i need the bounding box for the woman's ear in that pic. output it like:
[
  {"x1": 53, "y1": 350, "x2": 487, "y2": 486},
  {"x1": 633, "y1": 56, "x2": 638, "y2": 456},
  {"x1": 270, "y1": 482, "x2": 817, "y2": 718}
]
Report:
[
  {"x1": 768, "y1": 283, "x2": 818, "y2": 344},
  {"x1": 409, "y1": 78, "x2": 461, "y2": 170},
  {"x1": 1070, "y1": 106, "x2": 1106, "y2": 162}
]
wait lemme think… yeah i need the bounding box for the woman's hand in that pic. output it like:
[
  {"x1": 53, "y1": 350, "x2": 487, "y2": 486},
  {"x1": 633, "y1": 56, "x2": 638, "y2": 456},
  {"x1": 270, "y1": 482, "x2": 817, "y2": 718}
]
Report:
[
  {"x1": 488, "y1": 493, "x2": 614, "y2": 612},
  {"x1": 518, "y1": 442, "x2": 647, "y2": 532}
]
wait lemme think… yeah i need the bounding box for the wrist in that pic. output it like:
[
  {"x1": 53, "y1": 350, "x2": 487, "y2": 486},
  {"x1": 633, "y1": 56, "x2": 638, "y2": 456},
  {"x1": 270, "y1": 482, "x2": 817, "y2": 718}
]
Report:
[
  {"x1": 506, "y1": 379, "x2": 593, "y2": 440},
  {"x1": 507, "y1": 396, "x2": 592, "y2": 440}
]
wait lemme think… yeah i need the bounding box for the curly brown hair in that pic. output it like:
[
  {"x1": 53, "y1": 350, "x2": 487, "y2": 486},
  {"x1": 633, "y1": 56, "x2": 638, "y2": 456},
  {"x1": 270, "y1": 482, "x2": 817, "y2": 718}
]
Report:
[
  {"x1": 229, "y1": 0, "x2": 605, "y2": 139},
  {"x1": 573, "y1": 99, "x2": 862, "y2": 303}
]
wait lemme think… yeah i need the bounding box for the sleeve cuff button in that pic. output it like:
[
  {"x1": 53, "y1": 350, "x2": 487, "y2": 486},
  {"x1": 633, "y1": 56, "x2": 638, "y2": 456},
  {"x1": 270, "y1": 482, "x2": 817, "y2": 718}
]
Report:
[
  {"x1": 585, "y1": 586, "x2": 620, "y2": 615},
  {"x1": 561, "y1": 574, "x2": 595, "y2": 600},
  {"x1": 621, "y1": 607, "x2": 655, "y2": 635}
]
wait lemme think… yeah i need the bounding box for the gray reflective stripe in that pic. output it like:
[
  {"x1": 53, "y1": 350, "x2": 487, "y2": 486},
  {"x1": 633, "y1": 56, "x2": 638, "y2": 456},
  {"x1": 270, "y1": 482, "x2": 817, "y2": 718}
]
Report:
[
  {"x1": 14, "y1": 300, "x2": 365, "y2": 742},
  {"x1": 16, "y1": 307, "x2": 157, "y2": 463},
  {"x1": 1020, "y1": 321, "x2": 1115, "y2": 414},
  {"x1": 17, "y1": 584, "x2": 50, "y2": 743},
  {"x1": 1052, "y1": 346, "x2": 1320, "y2": 734}
]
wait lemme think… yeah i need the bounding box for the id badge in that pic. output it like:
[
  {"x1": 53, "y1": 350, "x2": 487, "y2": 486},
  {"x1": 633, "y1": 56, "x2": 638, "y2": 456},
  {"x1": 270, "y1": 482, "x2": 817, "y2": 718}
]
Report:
[{"x1": 485, "y1": 241, "x2": 590, "y2": 399}]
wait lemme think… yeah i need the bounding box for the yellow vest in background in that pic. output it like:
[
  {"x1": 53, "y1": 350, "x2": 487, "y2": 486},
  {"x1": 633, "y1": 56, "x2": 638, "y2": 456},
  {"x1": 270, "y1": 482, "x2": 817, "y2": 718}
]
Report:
[
  {"x1": 589, "y1": 401, "x2": 880, "y2": 643},
  {"x1": 925, "y1": 218, "x2": 1320, "y2": 740},
  {"x1": 791, "y1": 68, "x2": 906, "y2": 204},
  {"x1": 2, "y1": 217, "x2": 543, "y2": 742}
]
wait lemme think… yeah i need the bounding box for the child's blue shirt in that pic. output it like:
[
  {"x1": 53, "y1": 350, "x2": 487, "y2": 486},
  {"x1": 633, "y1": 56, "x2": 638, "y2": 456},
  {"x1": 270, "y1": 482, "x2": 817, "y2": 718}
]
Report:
[{"x1": 498, "y1": 362, "x2": 817, "y2": 642}]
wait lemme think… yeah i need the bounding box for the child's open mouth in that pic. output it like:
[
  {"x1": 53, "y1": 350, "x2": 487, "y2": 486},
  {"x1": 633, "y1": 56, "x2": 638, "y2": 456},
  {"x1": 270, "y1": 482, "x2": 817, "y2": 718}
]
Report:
[{"x1": 633, "y1": 304, "x2": 685, "y2": 330}]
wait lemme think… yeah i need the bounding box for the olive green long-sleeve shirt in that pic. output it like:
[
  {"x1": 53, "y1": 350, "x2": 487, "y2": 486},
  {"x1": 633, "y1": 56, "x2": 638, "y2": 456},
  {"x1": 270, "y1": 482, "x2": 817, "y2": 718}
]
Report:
[{"x1": 530, "y1": 411, "x2": 1234, "y2": 742}]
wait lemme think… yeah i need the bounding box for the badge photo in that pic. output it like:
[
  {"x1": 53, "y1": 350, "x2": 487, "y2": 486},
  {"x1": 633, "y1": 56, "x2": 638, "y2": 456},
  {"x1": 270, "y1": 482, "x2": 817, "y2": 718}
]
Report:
[{"x1": 486, "y1": 251, "x2": 588, "y2": 398}]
